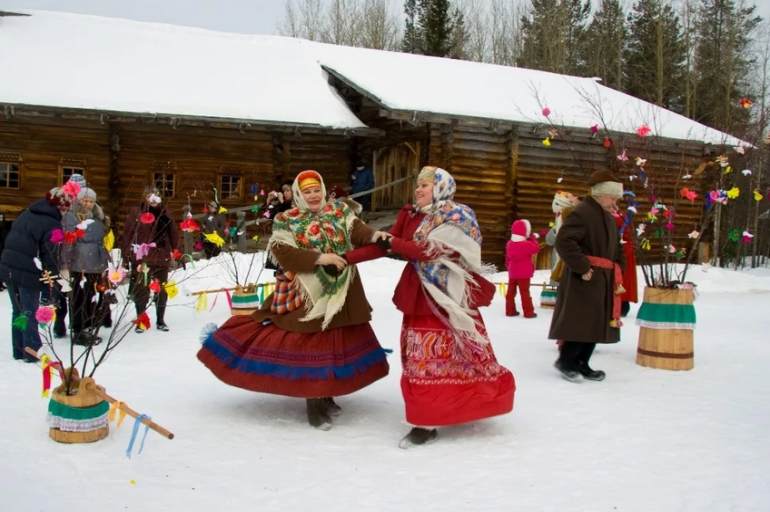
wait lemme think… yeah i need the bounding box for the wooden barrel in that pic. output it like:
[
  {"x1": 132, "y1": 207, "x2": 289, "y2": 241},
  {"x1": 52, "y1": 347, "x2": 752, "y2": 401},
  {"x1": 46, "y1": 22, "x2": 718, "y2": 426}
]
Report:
[
  {"x1": 635, "y1": 287, "x2": 695, "y2": 371},
  {"x1": 539, "y1": 286, "x2": 557, "y2": 308},
  {"x1": 48, "y1": 375, "x2": 109, "y2": 443},
  {"x1": 230, "y1": 288, "x2": 261, "y2": 316}
]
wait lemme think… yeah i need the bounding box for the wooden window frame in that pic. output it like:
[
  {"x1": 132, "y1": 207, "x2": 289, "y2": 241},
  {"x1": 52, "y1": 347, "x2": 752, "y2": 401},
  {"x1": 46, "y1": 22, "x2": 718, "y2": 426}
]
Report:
[
  {"x1": 0, "y1": 152, "x2": 22, "y2": 190},
  {"x1": 219, "y1": 173, "x2": 244, "y2": 201},
  {"x1": 153, "y1": 171, "x2": 176, "y2": 199},
  {"x1": 58, "y1": 158, "x2": 87, "y2": 185}
]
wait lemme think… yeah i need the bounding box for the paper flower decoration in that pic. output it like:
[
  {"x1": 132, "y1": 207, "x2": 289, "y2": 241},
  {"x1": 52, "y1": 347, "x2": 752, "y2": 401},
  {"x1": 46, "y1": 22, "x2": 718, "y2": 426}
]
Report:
[
  {"x1": 688, "y1": 230, "x2": 700, "y2": 239},
  {"x1": 547, "y1": 128, "x2": 558, "y2": 139},
  {"x1": 147, "y1": 193, "x2": 162, "y2": 205},
  {"x1": 616, "y1": 149, "x2": 628, "y2": 162},
  {"x1": 636, "y1": 223, "x2": 646, "y2": 237},
  {"x1": 171, "y1": 249, "x2": 183, "y2": 261},
  {"x1": 636, "y1": 124, "x2": 651, "y2": 137},
  {"x1": 164, "y1": 281, "x2": 179, "y2": 299},
  {"x1": 742, "y1": 231, "x2": 754, "y2": 244},
  {"x1": 35, "y1": 306, "x2": 56, "y2": 325},
  {"x1": 739, "y1": 97, "x2": 753, "y2": 109},
  {"x1": 76, "y1": 219, "x2": 94, "y2": 231},
  {"x1": 640, "y1": 239, "x2": 651, "y2": 251},
  {"x1": 148, "y1": 279, "x2": 161, "y2": 293},
  {"x1": 727, "y1": 228, "x2": 741, "y2": 243},
  {"x1": 679, "y1": 187, "x2": 698, "y2": 202},
  {"x1": 665, "y1": 244, "x2": 677, "y2": 254},
  {"x1": 741, "y1": 169, "x2": 752, "y2": 176},
  {"x1": 754, "y1": 190, "x2": 764, "y2": 202},
  {"x1": 60, "y1": 180, "x2": 81, "y2": 198},
  {"x1": 12, "y1": 314, "x2": 29, "y2": 331},
  {"x1": 590, "y1": 124, "x2": 599, "y2": 136},
  {"x1": 635, "y1": 157, "x2": 647, "y2": 168},
  {"x1": 542, "y1": 137, "x2": 552, "y2": 147},
  {"x1": 63, "y1": 229, "x2": 85, "y2": 245},
  {"x1": 204, "y1": 232, "x2": 225, "y2": 248},
  {"x1": 194, "y1": 240, "x2": 204, "y2": 251},
  {"x1": 682, "y1": 173, "x2": 692, "y2": 180},
  {"x1": 218, "y1": 206, "x2": 228, "y2": 214},
  {"x1": 249, "y1": 205, "x2": 262, "y2": 214},
  {"x1": 541, "y1": 106, "x2": 551, "y2": 117},
  {"x1": 107, "y1": 267, "x2": 126, "y2": 285},
  {"x1": 132, "y1": 242, "x2": 157, "y2": 260},
  {"x1": 133, "y1": 312, "x2": 151, "y2": 331},
  {"x1": 726, "y1": 187, "x2": 740, "y2": 200},
  {"x1": 735, "y1": 146, "x2": 746, "y2": 155},
  {"x1": 664, "y1": 221, "x2": 675, "y2": 232},
  {"x1": 602, "y1": 137, "x2": 613, "y2": 149},
  {"x1": 50, "y1": 229, "x2": 64, "y2": 245},
  {"x1": 180, "y1": 218, "x2": 201, "y2": 233},
  {"x1": 139, "y1": 212, "x2": 156, "y2": 225}
]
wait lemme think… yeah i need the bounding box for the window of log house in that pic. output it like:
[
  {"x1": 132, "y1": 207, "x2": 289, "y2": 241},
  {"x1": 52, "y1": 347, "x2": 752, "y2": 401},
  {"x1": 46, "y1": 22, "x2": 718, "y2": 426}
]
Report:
[
  {"x1": 59, "y1": 161, "x2": 86, "y2": 185},
  {"x1": 219, "y1": 174, "x2": 242, "y2": 200},
  {"x1": 154, "y1": 172, "x2": 176, "y2": 198},
  {"x1": 0, "y1": 154, "x2": 21, "y2": 189}
]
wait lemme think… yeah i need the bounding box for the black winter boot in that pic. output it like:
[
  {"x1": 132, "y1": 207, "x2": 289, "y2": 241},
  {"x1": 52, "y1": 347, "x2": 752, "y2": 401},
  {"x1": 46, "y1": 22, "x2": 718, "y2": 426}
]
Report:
[
  {"x1": 398, "y1": 427, "x2": 438, "y2": 449},
  {"x1": 323, "y1": 397, "x2": 342, "y2": 417},
  {"x1": 577, "y1": 362, "x2": 606, "y2": 381},
  {"x1": 306, "y1": 399, "x2": 332, "y2": 431}
]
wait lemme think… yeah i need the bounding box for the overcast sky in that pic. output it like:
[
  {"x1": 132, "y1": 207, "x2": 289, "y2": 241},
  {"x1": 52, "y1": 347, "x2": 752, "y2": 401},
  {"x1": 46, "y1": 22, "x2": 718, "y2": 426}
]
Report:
[{"x1": 4, "y1": 0, "x2": 770, "y2": 36}]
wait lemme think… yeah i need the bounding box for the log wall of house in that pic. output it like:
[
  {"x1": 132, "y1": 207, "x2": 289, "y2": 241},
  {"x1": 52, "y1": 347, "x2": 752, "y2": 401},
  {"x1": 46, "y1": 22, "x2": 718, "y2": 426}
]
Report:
[
  {"x1": 0, "y1": 116, "x2": 110, "y2": 217},
  {"x1": 424, "y1": 121, "x2": 710, "y2": 268}
]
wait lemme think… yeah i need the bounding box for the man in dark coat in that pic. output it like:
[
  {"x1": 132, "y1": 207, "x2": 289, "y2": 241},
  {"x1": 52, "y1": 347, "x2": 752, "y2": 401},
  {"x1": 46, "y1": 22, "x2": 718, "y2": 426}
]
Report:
[
  {"x1": 549, "y1": 170, "x2": 624, "y2": 382},
  {"x1": 350, "y1": 164, "x2": 374, "y2": 212},
  {"x1": 120, "y1": 187, "x2": 179, "y2": 333},
  {"x1": 0, "y1": 188, "x2": 74, "y2": 361}
]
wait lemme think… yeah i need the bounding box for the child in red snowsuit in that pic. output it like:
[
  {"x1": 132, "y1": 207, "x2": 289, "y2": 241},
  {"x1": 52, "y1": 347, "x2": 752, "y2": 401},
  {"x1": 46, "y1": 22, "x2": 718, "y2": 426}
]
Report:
[{"x1": 505, "y1": 219, "x2": 540, "y2": 318}]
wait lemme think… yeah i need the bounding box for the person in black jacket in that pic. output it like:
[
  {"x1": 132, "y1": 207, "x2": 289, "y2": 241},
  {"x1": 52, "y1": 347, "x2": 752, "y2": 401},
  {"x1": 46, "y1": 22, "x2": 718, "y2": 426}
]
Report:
[{"x1": 0, "y1": 188, "x2": 74, "y2": 361}]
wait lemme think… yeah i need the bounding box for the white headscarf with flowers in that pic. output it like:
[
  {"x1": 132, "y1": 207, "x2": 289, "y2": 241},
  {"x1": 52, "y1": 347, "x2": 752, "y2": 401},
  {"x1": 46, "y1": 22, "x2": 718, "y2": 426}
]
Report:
[
  {"x1": 268, "y1": 171, "x2": 358, "y2": 329},
  {"x1": 412, "y1": 167, "x2": 489, "y2": 346}
]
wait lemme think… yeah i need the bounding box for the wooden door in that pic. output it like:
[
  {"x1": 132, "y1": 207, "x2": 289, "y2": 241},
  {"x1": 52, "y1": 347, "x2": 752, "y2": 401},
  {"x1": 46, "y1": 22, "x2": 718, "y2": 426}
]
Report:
[{"x1": 372, "y1": 141, "x2": 420, "y2": 210}]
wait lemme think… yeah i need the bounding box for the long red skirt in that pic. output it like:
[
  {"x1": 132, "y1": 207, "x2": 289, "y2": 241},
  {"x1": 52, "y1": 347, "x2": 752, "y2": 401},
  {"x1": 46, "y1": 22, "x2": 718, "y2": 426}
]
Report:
[
  {"x1": 197, "y1": 315, "x2": 389, "y2": 398},
  {"x1": 400, "y1": 313, "x2": 515, "y2": 426}
]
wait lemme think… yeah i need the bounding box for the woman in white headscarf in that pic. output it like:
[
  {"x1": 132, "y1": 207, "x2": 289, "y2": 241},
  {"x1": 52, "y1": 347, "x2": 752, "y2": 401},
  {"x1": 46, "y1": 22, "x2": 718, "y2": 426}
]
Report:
[{"x1": 345, "y1": 166, "x2": 515, "y2": 448}]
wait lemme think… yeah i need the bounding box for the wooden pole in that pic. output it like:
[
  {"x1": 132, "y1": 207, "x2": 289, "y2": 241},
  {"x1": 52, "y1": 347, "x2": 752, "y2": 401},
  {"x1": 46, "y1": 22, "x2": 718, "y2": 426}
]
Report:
[
  {"x1": 189, "y1": 282, "x2": 272, "y2": 296},
  {"x1": 25, "y1": 348, "x2": 174, "y2": 440}
]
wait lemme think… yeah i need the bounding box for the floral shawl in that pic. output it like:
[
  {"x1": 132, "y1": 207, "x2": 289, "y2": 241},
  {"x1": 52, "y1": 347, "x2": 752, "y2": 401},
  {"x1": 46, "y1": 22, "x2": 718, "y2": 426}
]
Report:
[
  {"x1": 413, "y1": 168, "x2": 488, "y2": 345},
  {"x1": 268, "y1": 175, "x2": 357, "y2": 329}
]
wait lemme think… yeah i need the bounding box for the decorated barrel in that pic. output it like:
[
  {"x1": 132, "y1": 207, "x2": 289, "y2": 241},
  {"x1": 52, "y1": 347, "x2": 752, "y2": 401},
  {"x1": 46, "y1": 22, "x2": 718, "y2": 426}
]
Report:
[
  {"x1": 48, "y1": 374, "x2": 109, "y2": 443},
  {"x1": 230, "y1": 286, "x2": 261, "y2": 316},
  {"x1": 635, "y1": 287, "x2": 695, "y2": 371},
  {"x1": 540, "y1": 285, "x2": 557, "y2": 308}
]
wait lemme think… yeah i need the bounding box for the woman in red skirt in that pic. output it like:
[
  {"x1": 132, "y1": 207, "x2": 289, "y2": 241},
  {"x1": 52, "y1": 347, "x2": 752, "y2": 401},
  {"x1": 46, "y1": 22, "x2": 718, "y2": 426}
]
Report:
[
  {"x1": 197, "y1": 170, "x2": 390, "y2": 430},
  {"x1": 346, "y1": 166, "x2": 515, "y2": 448}
]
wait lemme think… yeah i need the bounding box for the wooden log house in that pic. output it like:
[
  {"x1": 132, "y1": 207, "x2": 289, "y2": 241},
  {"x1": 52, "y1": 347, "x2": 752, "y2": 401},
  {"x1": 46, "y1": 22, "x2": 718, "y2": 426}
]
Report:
[{"x1": 0, "y1": 10, "x2": 746, "y2": 266}]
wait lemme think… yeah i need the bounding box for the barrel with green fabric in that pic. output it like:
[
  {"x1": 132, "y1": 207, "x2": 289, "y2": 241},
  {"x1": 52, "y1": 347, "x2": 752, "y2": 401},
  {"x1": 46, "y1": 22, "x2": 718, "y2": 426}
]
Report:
[
  {"x1": 48, "y1": 377, "x2": 110, "y2": 443},
  {"x1": 635, "y1": 287, "x2": 695, "y2": 370}
]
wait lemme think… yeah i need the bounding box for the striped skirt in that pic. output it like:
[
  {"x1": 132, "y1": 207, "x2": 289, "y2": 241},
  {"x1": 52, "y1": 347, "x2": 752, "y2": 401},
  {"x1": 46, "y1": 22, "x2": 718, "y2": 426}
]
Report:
[{"x1": 197, "y1": 315, "x2": 389, "y2": 398}]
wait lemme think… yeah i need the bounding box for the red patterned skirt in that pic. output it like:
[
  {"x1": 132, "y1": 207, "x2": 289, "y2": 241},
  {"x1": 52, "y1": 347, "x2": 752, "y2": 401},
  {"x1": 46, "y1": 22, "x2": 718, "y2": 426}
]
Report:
[
  {"x1": 400, "y1": 313, "x2": 515, "y2": 426},
  {"x1": 198, "y1": 315, "x2": 389, "y2": 398}
]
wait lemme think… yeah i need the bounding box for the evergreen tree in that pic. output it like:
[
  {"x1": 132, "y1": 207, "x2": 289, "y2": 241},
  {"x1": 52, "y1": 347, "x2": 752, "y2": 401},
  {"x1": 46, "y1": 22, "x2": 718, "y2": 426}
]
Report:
[
  {"x1": 402, "y1": 0, "x2": 422, "y2": 53},
  {"x1": 692, "y1": 0, "x2": 762, "y2": 132},
  {"x1": 519, "y1": 0, "x2": 591, "y2": 74},
  {"x1": 624, "y1": 0, "x2": 687, "y2": 111},
  {"x1": 401, "y1": 0, "x2": 466, "y2": 58},
  {"x1": 580, "y1": 0, "x2": 626, "y2": 90}
]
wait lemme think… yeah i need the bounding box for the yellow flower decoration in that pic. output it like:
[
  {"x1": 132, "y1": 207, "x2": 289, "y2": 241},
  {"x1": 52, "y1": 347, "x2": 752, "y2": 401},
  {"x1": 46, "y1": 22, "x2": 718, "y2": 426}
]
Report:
[
  {"x1": 726, "y1": 186, "x2": 740, "y2": 200},
  {"x1": 754, "y1": 190, "x2": 764, "y2": 202},
  {"x1": 640, "y1": 239, "x2": 651, "y2": 251},
  {"x1": 164, "y1": 281, "x2": 179, "y2": 300},
  {"x1": 218, "y1": 206, "x2": 228, "y2": 214},
  {"x1": 204, "y1": 232, "x2": 226, "y2": 247},
  {"x1": 542, "y1": 137, "x2": 551, "y2": 147}
]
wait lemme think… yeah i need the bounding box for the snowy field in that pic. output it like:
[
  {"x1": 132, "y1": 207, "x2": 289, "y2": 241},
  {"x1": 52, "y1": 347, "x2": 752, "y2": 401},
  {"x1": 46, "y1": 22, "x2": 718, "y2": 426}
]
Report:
[{"x1": 1, "y1": 254, "x2": 769, "y2": 512}]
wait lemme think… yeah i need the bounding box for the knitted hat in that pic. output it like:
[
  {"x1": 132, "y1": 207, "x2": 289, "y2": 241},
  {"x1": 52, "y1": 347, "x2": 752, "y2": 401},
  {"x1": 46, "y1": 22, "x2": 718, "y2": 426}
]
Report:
[
  {"x1": 511, "y1": 219, "x2": 531, "y2": 242},
  {"x1": 47, "y1": 187, "x2": 75, "y2": 209},
  {"x1": 589, "y1": 170, "x2": 623, "y2": 199},
  {"x1": 552, "y1": 191, "x2": 579, "y2": 214},
  {"x1": 77, "y1": 187, "x2": 97, "y2": 200},
  {"x1": 67, "y1": 173, "x2": 87, "y2": 188}
]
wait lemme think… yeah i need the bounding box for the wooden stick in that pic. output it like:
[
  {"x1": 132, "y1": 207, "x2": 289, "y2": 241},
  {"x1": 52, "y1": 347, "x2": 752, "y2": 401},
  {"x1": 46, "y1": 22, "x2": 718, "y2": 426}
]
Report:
[
  {"x1": 25, "y1": 348, "x2": 174, "y2": 440},
  {"x1": 189, "y1": 283, "x2": 271, "y2": 296},
  {"x1": 492, "y1": 281, "x2": 556, "y2": 289}
]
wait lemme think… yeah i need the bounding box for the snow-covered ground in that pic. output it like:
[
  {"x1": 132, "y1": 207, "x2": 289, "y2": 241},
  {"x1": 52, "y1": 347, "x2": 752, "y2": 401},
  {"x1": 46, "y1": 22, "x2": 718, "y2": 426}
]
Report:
[{"x1": 2, "y1": 255, "x2": 769, "y2": 511}]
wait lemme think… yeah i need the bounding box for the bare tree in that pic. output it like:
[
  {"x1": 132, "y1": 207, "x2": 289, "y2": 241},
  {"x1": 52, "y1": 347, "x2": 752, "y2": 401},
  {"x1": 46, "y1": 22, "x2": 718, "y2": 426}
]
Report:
[
  {"x1": 358, "y1": 0, "x2": 401, "y2": 50},
  {"x1": 277, "y1": 0, "x2": 324, "y2": 41},
  {"x1": 458, "y1": 0, "x2": 488, "y2": 62},
  {"x1": 490, "y1": 0, "x2": 524, "y2": 66},
  {"x1": 320, "y1": 0, "x2": 361, "y2": 45}
]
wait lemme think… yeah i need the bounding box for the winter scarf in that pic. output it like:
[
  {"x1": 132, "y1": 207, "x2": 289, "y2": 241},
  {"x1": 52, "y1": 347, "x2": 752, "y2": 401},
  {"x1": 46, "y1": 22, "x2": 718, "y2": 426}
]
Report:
[
  {"x1": 268, "y1": 172, "x2": 357, "y2": 329},
  {"x1": 412, "y1": 167, "x2": 488, "y2": 345}
]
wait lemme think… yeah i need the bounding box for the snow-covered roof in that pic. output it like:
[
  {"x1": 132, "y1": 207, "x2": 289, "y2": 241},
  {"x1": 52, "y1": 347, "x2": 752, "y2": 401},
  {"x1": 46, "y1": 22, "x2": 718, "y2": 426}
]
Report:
[
  {"x1": 0, "y1": 10, "x2": 366, "y2": 130},
  {"x1": 0, "y1": 10, "x2": 744, "y2": 146},
  {"x1": 319, "y1": 44, "x2": 745, "y2": 146}
]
